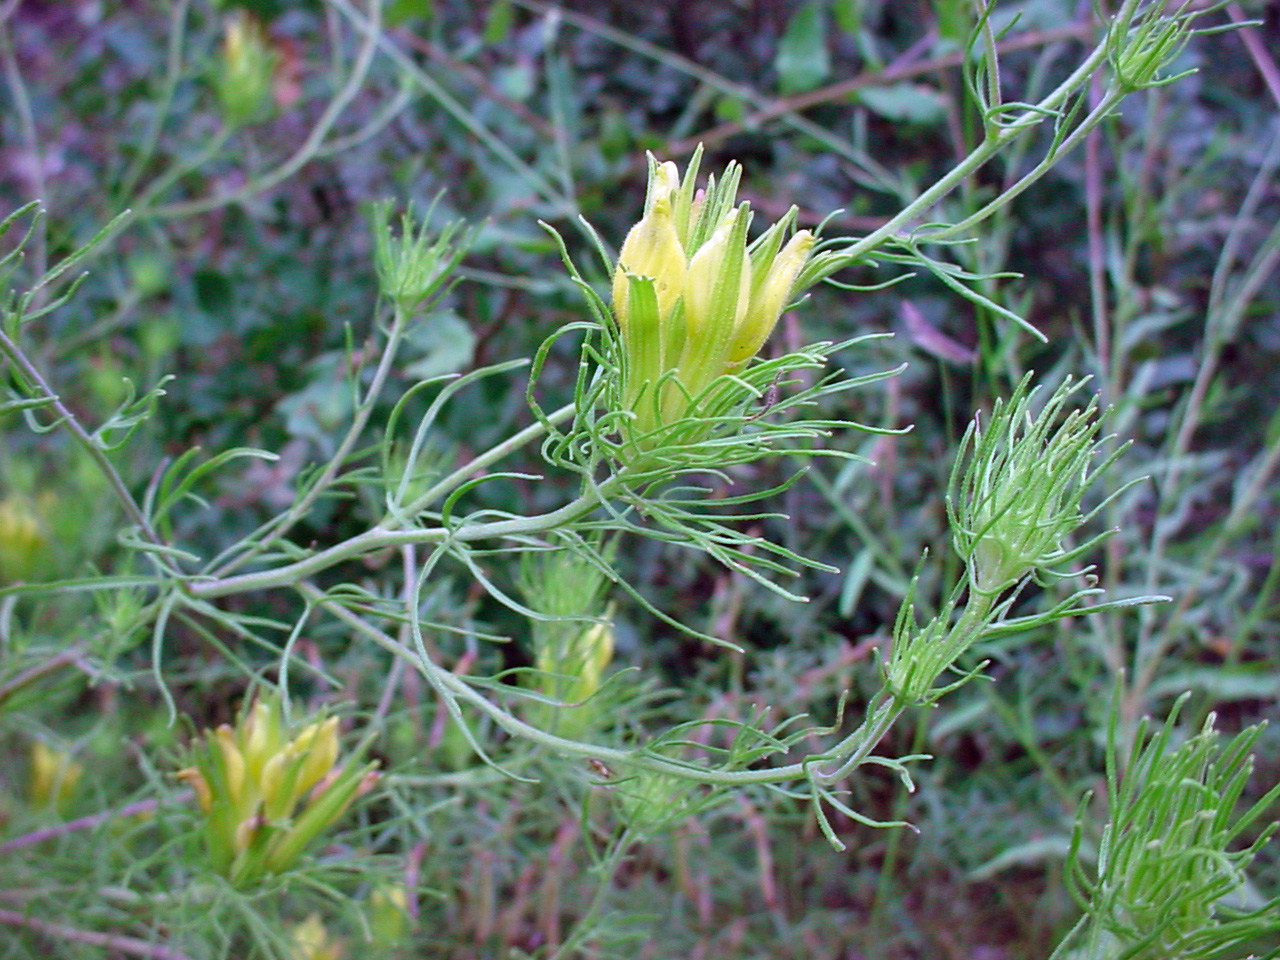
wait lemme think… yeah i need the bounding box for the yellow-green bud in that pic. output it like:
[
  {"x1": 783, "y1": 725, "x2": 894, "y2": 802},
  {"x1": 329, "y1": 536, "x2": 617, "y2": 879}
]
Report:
[
  {"x1": 28, "y1": 741, "x2": 82, "y2": 812},
  {"x1": 0, "y1": 496, "x2": 45, "y2": 585},
  {"x1": 291, "y1": 717, "x2": 340, "y2": 801},
  {"x1": 683, "y1": 208, "x2": 751, "y2": 341},
  {"x1": 612, "y1": 192, "x2": 686, "y2": 332},
  {"x1": 727, "y1": 229, "x2": 813, "y2": 365},
  {"x1": 217, "y1": 12, "x2": 276, "y2": 127},
  {"x1": 242, "y1": 699, "x2": 276, "y2": 782},
  {"x1": 214, "y1": 726, "x2": 246, "y2": 806}
]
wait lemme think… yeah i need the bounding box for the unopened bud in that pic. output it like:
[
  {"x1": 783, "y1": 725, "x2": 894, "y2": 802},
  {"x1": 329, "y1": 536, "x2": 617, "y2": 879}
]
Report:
[
  {"x1": 727, "y1": 229, "x2": 813, "y2": 365},
  {"x1": 217, "y1": 12, "x2": 276, "y2": 126}
]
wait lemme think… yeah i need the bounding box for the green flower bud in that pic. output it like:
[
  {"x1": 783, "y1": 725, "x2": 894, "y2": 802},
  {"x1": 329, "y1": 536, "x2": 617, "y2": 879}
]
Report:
[
  {"x1": 371, "y1": 200, "x2": 471, "y2": 312},
  {"x1": 948, "y1": 376, "x2": 1124, "y2": 596},
  {"x1": 216, "y1": 12, "x2": 276, "y2": 127}
]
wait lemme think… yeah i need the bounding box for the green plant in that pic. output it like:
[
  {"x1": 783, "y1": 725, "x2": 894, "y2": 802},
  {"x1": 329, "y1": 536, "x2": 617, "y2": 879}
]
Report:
[{"x1": 1, "y1": 0, "x2": 1277, "y2": 956}]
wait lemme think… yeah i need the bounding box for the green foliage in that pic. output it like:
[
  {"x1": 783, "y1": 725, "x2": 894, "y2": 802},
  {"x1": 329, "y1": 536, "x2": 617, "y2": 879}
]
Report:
[
  {"x1": 1060, "y1": 697, "x2": 1280, "y2": 959},
  {"x1": 1, "y1": 0, "x2": 1278, "y2": 957}
]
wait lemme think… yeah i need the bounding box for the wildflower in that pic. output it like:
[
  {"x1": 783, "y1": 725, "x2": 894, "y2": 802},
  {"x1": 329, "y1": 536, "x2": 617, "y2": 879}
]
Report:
[
  {"x1": 535, "y1": 617, "x2": 615, "y2": 707},
  {"x1": 28, "y1": 741, "x2": 82, "y2": 813},
  {"x1": 611, "y1": 148, "x2": 815, "y2": 446},
  {"x1": 290, "y1": 913, "x2": 344, "y2": 960},
  {"x1": 216, "y1": 11, "x2": 276, "y2": 127},
  {"x1": 176, "y1": 695, "x2": 379, "y2": 885},
  {"x1": 0, "y1": 495, "x2": 45, "y2": 584}
]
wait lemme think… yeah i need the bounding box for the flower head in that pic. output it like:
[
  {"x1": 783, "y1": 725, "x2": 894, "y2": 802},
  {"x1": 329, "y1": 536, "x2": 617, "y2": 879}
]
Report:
[
  {"x1": 610, "y1": 148, "x2": 815, "y2": 447},
  {"x1": 948, "y1": 376, "x2": 1123, "y2": 596},
  {"x1": 216, "y1": 11, "x2": 276, "y2": 127},
  {"x1": 176, "y1": 694, "x2": 378, "y2": 885},
  {"x1": 28, "y1": 741, "x2": 82, "y2": 814}
]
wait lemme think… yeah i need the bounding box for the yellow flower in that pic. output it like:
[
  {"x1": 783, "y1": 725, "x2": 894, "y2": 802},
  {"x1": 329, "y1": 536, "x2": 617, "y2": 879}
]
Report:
[
  {"x1": 28, "y1": 741, "x2": 82, "y2": 812},
  {"x1": 609, "y1": 149, "x2": 815, "y2": 446},
  {"x1": 178, "y1": 695, "x2": 378, "y2": 885},
  {"x1": 291, "y1": 914, "x2": 344, "y2": 960},
  {"x1": 0, "y1": 496, "x2": 46, "y2": 584}
]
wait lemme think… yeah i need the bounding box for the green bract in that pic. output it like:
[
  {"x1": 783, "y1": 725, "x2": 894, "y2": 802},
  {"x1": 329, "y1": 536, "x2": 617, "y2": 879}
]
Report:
[
  {"x1": 215, "y1": 12, "x2": 276, "y2": 128},
  {"x1": 371, "y1": 200, "x2": 471, "y2": 312},
  {"x1": 1061, "y1": 698, "x2": 1280, "y2": 960},
  {"x1": 948, "y1": 376, "x2": 1128, "y2": 596}
]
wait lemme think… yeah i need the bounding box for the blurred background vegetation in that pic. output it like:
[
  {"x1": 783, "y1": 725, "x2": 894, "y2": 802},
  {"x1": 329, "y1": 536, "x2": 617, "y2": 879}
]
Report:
[{"x1": 1, "y1": 0, "x2": 1278, "y2": 957}]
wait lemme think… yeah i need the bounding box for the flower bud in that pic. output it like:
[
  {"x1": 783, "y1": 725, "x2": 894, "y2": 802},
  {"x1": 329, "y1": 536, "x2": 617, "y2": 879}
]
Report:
[
  {"x1": 216, "y1": 12, "x2": 276, "y2": 127},
  {"x1": 0, "y1": 496, "x2": 45, "y2": 585},
  {"x1": 371, "y1": 200, "x2": 471, "y2": 311},
  {"x1": 727, "y1": 229, "x2": 814, "y2": 366},
  {"x1": 291, "y1": 717, "x2": 340, "y2": 801},
  {"x1": 611, "y1": 190, "x2": 686, "y2": 332},
  {"x1": 683, "y1": 208, "x2": 751, "y2": 342},
  {"x1": 28, "y1": 741, "x2": 82, "y2": 812},
  {"x1": 214, "y1": 725, "x2": 246, "y2": 806},
  {"x1": 242, "y1": 699, "x2": 276, "y2": 782}
]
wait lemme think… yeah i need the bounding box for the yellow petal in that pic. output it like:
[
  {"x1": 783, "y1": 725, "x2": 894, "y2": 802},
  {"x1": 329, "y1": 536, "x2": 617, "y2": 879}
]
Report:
[
  {"x1": 612, "y1": 196, "x2": 686, "y2": 330},
  {"x1": 727, "y1": 230, "x2": 813, "y2": 365},
  {"x1": 175, "y1": 767, "x2": 214, "y2": 815},
  {"x1": 683, "y1": 209, "x2": 751, "y2": 341}
]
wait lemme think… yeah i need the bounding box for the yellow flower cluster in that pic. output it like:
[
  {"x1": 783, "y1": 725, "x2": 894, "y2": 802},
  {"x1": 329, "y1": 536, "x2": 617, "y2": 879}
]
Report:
[
  {"x1": 176, "y1": 697, "x2": 377, "y2": 885},
  {"x1": 611, "y1": 150, "x2": 814, "y2": 445}
]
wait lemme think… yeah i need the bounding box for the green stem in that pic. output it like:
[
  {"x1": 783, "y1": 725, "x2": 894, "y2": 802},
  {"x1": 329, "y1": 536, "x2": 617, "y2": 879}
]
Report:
[
  {"x1": 308, "y1": 580, "x2": 916, "y2": 791},
  {"x1": 190, "y1": 485, "x2": 612, "y2": 599},
  {"x1": 212, "y1": 303, "x2": 412, "y2": 578},
  {"x1": 398, "y1": 401, "x2": 577, "y2": 519},
  {"x1": 0, "y1": 325, "x2": 169, "y2": 557},
  {"x1": 828, "y1": 1, "x2": 1138, "y2": 266},
  {"x1": 149, "y1": 0, "x2": 383, "y2": 219},
  {"x1": 116, "y1": 0, "x2": 194, "y2": 202}
]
